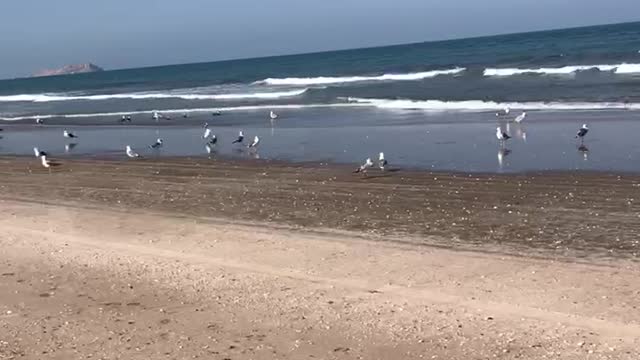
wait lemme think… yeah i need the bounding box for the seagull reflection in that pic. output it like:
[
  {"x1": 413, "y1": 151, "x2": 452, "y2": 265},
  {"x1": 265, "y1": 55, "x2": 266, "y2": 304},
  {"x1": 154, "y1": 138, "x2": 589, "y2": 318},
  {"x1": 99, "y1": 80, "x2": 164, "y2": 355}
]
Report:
[
  {"x1": 65, "y1": 143, "x2": 77, "y2": 153},
  {"x1": 578, "y1": 144, "x2": 589, "y2": 161},
  {"x1": 497, "y1": 148, "x2": 512, "y2": 168},
  {"x1": 513, "y1": 125, "x2": 527, "y2": 142},
  {"x1": 248, "y1": 150, "x2": 260, "y2": 160}
]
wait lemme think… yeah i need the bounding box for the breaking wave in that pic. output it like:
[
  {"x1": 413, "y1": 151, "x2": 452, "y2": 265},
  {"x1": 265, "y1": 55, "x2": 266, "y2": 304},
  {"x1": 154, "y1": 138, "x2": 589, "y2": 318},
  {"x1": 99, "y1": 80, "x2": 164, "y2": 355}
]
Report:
[
  {"x1": 484, "y1": 63, "x2": 640, "y2": 76},
  {"x1": 0, "y1": 88, "x2": 309, "y2": 103},
  {"x1": 346, "y1": 97, "x2": 640, "y2": 111},
  {"x1": 254, "y1": 68, "x2": 466, "y2": 85}
]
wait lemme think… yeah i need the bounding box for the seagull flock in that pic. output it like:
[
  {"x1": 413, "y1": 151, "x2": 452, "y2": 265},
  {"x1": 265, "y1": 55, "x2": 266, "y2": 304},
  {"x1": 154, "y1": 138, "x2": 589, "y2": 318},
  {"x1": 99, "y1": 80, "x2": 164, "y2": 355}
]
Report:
[
  {"x1": 23, "y1": 107, "x2": 590, "y2": 172},
  {"x1": 493, "y1": 107, "x2": 590, "y2": 166}
]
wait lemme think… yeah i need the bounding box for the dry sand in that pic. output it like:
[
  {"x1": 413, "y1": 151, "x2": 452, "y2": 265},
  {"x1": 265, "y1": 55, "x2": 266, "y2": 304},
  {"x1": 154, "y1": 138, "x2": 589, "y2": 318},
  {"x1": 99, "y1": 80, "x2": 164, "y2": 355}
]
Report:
[{"x1": 1, "y1": 156, "x2": 639, "y2": 359}]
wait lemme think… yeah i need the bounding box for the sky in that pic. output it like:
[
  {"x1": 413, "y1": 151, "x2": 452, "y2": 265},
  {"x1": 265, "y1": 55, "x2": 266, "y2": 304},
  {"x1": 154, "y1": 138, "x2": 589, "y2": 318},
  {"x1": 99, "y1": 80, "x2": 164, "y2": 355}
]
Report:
[{"x1": 0, "y1": 0, "x2": 639, "y2": 78}]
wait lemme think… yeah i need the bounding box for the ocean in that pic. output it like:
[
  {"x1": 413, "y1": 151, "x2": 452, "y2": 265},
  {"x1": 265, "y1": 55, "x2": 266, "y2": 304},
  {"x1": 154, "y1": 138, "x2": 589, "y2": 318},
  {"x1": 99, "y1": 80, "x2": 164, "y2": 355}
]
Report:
[
  {"x1": 1, "y1": 22, "x2": 640, "y2": 173},
  {"x1": 1, "y1": 21, "x2": 640, "y2": 120}
]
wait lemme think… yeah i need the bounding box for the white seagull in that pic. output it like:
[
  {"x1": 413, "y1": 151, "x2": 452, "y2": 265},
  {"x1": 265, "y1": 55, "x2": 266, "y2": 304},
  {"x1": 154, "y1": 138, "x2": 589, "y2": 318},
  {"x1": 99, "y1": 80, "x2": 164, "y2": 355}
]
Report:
[
  {"x1": 150, "y1": 138, "x2": 163, "y2": 149},
  {"x1": 203, "y1": 127, "x2": 212, "y2": 139},
  {"x1": 248, "y1": 135, "x2": 260, "y2": 149},
  {"x1": 378, "y1": 152, "x2": 388, "y2": 171},
  {"x1": 514, "y1": 112, "x2": 527, "y2": 123},
  {"x1": 232, "y1": 131, "x2": 244, "y2": 144},
  {"x1": 41, "y1": 155, "x2": 51, "y2": 168},
  {"x1": 354, "y1": 158, "x2": 374, "y2": 175},
  {"x1": 33, "y1": 147, "x2": 47, "y2": 158},
  {"x1": 126, "y1": 145, "x2": 140, "y2": 158},
  {"x1": 35, "y1": 117, "x2": 44, "y2": 125},
  {"x1": 576, "y1": 124, "x2": 589, "y2": 142},
  {"x1": 153, "y1": 111, "x2": 161, "y2": 121},
  {"x1": 40, "y1": 155, "x2": 58, "y2": 170},
  {"x1": 496, "y1": 127, "x2": 511, "y2": 144},
  {"x1": 63, "y1": 130, "x2": 77, "y2": 138},
  {"x1": 270, "y1": 111, "x2": 279, "y2": 120}
]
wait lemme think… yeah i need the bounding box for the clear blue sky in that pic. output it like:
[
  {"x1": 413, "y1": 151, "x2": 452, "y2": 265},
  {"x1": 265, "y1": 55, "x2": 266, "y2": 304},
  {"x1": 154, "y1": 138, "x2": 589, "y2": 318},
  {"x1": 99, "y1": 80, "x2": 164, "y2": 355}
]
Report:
[{"x1": 1, "y1": 0, "x2": 638, "y2": 78}]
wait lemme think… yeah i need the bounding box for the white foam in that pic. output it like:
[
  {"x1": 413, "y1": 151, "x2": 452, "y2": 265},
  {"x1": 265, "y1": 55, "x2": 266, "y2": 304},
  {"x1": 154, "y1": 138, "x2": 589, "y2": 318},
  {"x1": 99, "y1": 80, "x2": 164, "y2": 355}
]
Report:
[
  {"x1": 255, "y1": 68, "x2": 466, "y2": 86},
  {"x1": 614, "y1": 63, "x2": 640, "y2": 74},
  {"x1": 484, "y1": 63, "x2": 640, "y2": 76},
  {"x1": 0, "y1": 88, "x2": 309, "y2": 103},
  {"x1": 347, "y1": 97, "x2": 640, "y2": 111}
]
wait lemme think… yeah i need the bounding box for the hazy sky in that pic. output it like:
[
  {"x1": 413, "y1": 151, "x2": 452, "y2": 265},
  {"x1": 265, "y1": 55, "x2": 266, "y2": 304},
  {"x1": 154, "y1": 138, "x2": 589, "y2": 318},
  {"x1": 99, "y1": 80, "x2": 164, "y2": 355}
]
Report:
[{"x1": 0, "y1": 0, "x2": 638, "y2": 78}]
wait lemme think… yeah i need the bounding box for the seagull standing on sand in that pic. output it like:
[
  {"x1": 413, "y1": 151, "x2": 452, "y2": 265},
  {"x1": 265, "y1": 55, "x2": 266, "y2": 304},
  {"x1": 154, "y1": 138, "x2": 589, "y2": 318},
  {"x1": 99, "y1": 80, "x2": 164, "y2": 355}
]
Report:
[
  {"x1": 248, "y1": 136, "x2": 260, "y2": 149},
  {"x1": 576, "y1": 124, "x2": 589, "y2": 143},
  {"x1": 496, "y1": 127, "x2": 511, "y2": 145},
  {"x1": 378, "y1": 152, "x2": 388, "y2": 171},
  {"x1": 125, "y1": 145, "x2": 140, "y2": 158},
  {"x1": 41, "y1": 155, "x2": 52, "y2": 168},
  {"x1": 33, "y1": 147, "x2": 47, "y2": 158},
  {"x1": 150, "y1": 138, "x2": 163, "y2": 149},
  {"x1": 153, "y1": 111, "x2": 161, "y2": 121},
  {"x1": 63, "y1": 130, "x2": 77, "y2": 138},
  {"x1": 40, "y1": 155, "x2": 59, "y2": 171},
  {"x1": 232, "y1": 131, "x2": 244, "y2": 144},
  {"x1": 354, "y1": 158, "x2": 374, "y2": 175},
  {"x1": 270, "y1": 111, "x2": 278, "y2": 120},
  {"x1": 36, "y1": 117, "x2": 44, "y2": 125},
  {"x1": 514, "y1": 112, "x2": 526, "y2": 123}
]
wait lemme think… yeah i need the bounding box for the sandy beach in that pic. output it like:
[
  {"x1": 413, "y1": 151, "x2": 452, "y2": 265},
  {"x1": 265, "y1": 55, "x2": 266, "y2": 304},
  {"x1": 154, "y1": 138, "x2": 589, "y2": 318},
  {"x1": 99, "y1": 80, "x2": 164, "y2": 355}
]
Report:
[{"x1": 1, "y1": 156, "x2": 639, "y2": 359}]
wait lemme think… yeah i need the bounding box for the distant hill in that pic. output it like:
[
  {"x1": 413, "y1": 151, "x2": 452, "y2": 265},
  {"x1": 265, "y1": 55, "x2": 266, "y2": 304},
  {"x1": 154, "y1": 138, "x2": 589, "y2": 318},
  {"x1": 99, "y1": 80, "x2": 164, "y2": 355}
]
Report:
[{"x1": 32, "y1": 63, "x2": 104, "y2": 77}]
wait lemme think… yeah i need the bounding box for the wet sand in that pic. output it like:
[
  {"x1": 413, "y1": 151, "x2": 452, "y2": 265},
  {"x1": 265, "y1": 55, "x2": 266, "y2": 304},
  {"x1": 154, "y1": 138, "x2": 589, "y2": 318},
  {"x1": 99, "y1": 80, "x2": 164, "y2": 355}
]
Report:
[
  {"x1": 0, "y1": 156, "x2": 639, "y2": 259},
  {"x1": 1, "y1": 156, "x2": 640, "y2": 359}
]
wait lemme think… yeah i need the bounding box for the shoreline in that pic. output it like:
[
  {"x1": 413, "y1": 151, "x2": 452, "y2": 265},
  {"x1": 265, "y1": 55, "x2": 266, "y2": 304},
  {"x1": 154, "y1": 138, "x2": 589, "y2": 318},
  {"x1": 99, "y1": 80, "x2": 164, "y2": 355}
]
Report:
[{"x1": 1, "y1": 155, "x2": 638, "y2": 261}]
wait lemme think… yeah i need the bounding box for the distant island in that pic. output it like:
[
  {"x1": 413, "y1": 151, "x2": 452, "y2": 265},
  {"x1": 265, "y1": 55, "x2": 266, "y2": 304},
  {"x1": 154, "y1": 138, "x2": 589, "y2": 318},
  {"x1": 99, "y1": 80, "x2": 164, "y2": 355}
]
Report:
[{"x1": 32, "y1": 63, "x2": 104, "y2": 77}]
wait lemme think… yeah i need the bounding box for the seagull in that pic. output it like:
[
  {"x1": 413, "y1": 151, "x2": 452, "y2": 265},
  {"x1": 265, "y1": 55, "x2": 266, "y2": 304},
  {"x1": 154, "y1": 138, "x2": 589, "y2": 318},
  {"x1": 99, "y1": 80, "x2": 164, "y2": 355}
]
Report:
[
  {"x1": 152, "y1": 111, "x2": 161, "y2": 121},
  {"x1": 354, "y1": 158, "x2": 374, "y2": 175},
  {"x1": 576, "y1": 124, "x2": 589, "y2": 143},
  {"x1": 120, "y1": 115, "x2": 128, "y2": 123},
  {"x1": 40, "y1": 155, "x2": 59, "y2": 170},
  {"x1": 514, "y1": 112, "x2": 527, "y2": 123},
  {"x1": 270, "y1": 111, "x2": 278, "y2": 120},
  {"x1": 212, "y1": 110, "x2": 222, "y2": 116},
  {"x1": 496, "y1": 127, "x2": 511, "y2": 145},
  {"x1": 63, "y1": 130, "x2": 77, "y2": 138},
  {"x1": 232, "y1": 131, "x2": 244, "y2": 144},
  {"x1": 126, "y1": 115, "x2": 132, "y2": 122},
  {"x1": 35, "y1": 117, "x2": 44, "y2": 125},
  {"x1": 33, "y1": 147, "x2": 47, "y2": 158},
  {"x1": 125, "y1": 145, "x2": 140, "y2": 158},
  {"x1": 208, "y1": 134, "x2": 218, "y2": 145},
  {"x1": 496, "y1": 107, "x2": 511, "y2": 117},
  {"x1": 150, "y1": 138, "x2": 163, "y2": 149},
  {"x1": 248, "y1": 136, "x2": 260, "y2": 149},
  {"x1": 378, "y1": 152, "x2": 388, "y2": 171},
  {"x1": 41, "y1": 155, "x2": 52, "y2": 168},
  {"x1": 203, "y1": 127, "x2": 212, "y2": 139},
  {"x1": 182, "y1": 113, "x2": 189, "y2": 118}
]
